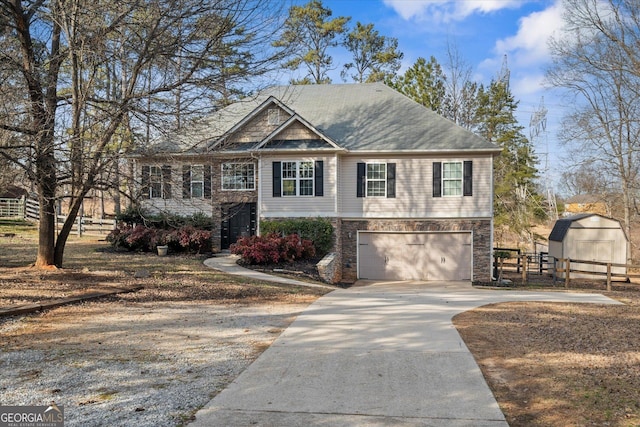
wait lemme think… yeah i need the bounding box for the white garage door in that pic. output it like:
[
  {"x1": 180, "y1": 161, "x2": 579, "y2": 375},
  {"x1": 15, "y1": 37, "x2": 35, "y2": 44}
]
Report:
[{"x1": 358, "y1": 232, "x2": 472, "y2": 281}]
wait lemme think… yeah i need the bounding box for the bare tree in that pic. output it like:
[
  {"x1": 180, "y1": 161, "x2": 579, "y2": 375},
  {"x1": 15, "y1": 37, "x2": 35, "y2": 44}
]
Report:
[
  {"x1": 0, "y1": 0, "x2": 285, "y2": 267},
  {"x1": 547, "y1": 0, "x2": 640, "y2": 260},
  {"x1": 441, "y1": 41, "x2": 478, "y2": 131}
]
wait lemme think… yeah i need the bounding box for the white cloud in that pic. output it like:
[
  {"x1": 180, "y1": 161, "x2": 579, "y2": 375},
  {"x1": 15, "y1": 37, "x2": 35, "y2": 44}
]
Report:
[
  {"x1": 474, "y1": 0, "x2": 565, "y2": 110},
  {"x1": 512, "y1": 72, "x2": 547, "y2": 97},
  {"x1": 494, "y1": 1, "x2": 564, "y2": 66},
  {"x1": 383, "y1": 0, "x2": 524, "y2": 22}
]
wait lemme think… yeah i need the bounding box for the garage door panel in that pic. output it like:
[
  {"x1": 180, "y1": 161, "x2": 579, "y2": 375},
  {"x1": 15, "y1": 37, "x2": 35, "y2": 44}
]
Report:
[{"x1": 358, "y1": 232, "x2": 471, "y2": 281}]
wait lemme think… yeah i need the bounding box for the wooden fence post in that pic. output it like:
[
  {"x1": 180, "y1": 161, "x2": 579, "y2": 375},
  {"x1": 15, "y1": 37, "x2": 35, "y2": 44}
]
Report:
[
  {"x1": 565, "y1": 258, "x2": 570, "y2": 288},
  {"x1": 522, "y1": 254, "x2": 527, "y2": 284},
  {"x1": 607, "y1": 263, "x2": 612, "y2": 291}
]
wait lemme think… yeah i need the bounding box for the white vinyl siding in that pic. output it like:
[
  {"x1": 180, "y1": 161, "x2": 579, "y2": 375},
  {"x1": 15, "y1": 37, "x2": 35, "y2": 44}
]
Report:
[
  {"x1": 140, "y1": 160, "x2": 213, "y2": 216},
  {"x1": 261, "y1": 155, "x2": 337, "y2": 217},
  {"x1": 340, "y1": 155, "x2": 493, "y2": 218}
]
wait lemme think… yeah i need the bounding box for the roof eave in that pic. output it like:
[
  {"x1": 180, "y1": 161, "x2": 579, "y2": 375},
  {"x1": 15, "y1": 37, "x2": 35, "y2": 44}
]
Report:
[
  {"x1": 344, "y1": 148, "x2": 502, "y2": 155},
  {"x1": 253, "y1": 148, "x2": 346, "y2": 155}
]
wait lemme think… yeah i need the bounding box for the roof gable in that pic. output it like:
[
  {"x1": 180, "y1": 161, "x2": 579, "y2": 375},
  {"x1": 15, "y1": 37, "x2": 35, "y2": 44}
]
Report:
[
  {"x1": 255, "y1": 114, "x2": 342, "y2": 152},
  {"x1": 149, "y1": 82, "x2": 500, "y2": 155},
  {"x1": 209, "y1": 97, "x2": 294, "y2": 151},
  {"x1": 256, "y1": 83, "x2": 499, "y2": 153}
]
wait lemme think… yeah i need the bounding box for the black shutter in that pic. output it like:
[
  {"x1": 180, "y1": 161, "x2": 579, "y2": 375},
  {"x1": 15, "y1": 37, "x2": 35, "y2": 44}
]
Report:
[
  {"x1": 356, "y1": 162, "x2": 366, "y2": 198},
  {"x1": 272, "y1": 161, "x2": 281, "y2": 197},
  {"x1": 141, "y1": 165, "x2": 150, "y2": 199},
  {"x1": 182, "y1": 165, "x2": 191, "y2": 199},
  {"x1": 432, "y1": 162, "x2": 442, "y2": 197},
  {"x1": 386, "y1": 163, "x2": 396, "y2": 198},
  {"x1": 314, "y1": 160, "x2": 324, "y2": 197},
  {"x1": 162, "y1": 165, "x2": 172, "y2": 199},
  {"x1": 463, "y1": 161, "x2": 473, "y2": 196},
  {"x1": 204, "y1": 165, "x2": 212, "y2": 198}
]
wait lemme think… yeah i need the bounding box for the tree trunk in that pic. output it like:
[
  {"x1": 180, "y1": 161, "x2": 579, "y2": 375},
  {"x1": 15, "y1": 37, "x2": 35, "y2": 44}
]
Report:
[
  {"x1": 35, "y1": 151, "x2": 58, "y2": 268},
  {"x1": 54, "y1": 188, "x2": 88, "y2": 267},
  {"x1": 35, "y1": 194, "x2": 57, "y2": 268}
]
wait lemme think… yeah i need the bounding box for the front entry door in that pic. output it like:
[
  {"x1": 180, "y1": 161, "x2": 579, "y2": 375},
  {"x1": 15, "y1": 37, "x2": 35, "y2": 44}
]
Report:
[{"x1": 221, "y1": 203, "x2": 256, "y2": 249}]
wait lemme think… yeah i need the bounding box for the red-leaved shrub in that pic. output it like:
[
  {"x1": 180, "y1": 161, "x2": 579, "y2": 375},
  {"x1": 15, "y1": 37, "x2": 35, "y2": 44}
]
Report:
[
  {"x1": 231, "y1": 233, "x2": 315, "y2": 265},
  {"x1": 107, "y1": 224, "x2": 212, "y2": 254}
]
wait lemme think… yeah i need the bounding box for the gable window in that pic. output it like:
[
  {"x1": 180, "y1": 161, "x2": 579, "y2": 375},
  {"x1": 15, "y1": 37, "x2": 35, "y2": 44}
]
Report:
[
  {"x1": 222, "y1": 163, "x2": 255, "y2": 191},
  {"x1": 142, "y1": 165, "x2": 172, "y2": 199},
  {"x1": 282, "y1": 161, "x2": 313, "y2": 196},
  {"x1": 433, "y1": 161, "x2": 472, "y2": 197},
  {"x1": 356, "y1": 162, "x2": 395, "y2": 198}
]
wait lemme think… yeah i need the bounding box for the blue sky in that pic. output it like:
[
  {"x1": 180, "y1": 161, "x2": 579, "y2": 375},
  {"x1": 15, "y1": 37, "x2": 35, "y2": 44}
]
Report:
[{"x1": 288, "y1": 0, "x2": 568, "y2": 192}]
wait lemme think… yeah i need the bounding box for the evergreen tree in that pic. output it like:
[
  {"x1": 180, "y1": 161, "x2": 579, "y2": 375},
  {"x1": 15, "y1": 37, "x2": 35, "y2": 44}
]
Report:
[
  {"x1": 273, "y1": 0, "x2": 350, "y2": 84},
  {"x1": 476, "y1": 79, "x2": 544, "y2": 241},
  {"x1": 341, "y1": 22, "x2": 403, "y2": 83},
  {"x1": 386, "y1": 56, "x2": 446, "y2": 114}
]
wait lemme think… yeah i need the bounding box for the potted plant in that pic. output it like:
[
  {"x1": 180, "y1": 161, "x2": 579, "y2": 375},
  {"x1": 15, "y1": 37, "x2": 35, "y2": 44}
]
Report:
[{"x1": 154, "y1": 230, "x2": 169, "y2": 256}]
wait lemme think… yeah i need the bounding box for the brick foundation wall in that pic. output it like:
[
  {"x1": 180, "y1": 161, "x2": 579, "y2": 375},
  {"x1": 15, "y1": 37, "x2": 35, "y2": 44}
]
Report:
[{"x1": 339, "y1": 219, "x2": 493, "y2": 283}]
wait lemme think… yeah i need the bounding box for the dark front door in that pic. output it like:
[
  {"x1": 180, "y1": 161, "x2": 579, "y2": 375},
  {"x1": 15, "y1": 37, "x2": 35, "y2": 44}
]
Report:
[{"x1": 221, "y1": 203, "x2": 256, "y2": 249}]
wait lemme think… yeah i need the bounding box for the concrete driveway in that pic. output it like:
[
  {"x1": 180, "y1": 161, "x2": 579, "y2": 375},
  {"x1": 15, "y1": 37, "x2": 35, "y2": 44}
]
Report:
[{"x1": 190, "y1": 281, "x2": 621, "y2": 426}]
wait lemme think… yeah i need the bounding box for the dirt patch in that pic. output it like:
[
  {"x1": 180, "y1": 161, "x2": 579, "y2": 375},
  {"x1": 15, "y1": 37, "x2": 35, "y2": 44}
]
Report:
[
  {"x1": 454, "y1": 290, "x2": 640, "y2": 426},
  {"x1": 1, "y1": 300, "x2": 312, "y2": 426},
  {"x1": 236, "y1": 257, "x2": 325, "y2": 283}
]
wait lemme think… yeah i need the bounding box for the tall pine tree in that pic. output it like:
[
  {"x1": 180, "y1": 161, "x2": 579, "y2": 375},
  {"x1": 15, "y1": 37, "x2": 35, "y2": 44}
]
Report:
[
  {"x1": 475, "y1": 79, "x2": 544, "y2": 242},
  {"x1": 386, "y1": 56, "x2": 446, "y2": 114}
]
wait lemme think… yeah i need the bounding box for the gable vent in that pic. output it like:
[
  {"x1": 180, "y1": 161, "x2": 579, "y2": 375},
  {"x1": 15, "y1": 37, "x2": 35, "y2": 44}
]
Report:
[{"x1": 268, "y1": 108, "x2": 280, "y2": 126}]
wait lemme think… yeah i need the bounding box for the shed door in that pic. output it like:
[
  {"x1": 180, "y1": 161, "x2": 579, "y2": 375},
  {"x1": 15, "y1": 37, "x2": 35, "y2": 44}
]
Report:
[{"x1": 358, "y1": 232, "x2": 471, "y2": 281}]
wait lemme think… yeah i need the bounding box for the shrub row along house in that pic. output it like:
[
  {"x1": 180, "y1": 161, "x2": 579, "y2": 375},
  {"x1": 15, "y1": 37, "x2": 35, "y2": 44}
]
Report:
[{"x1": 134, "y1": 83, "x2": 500, "y2": 283}]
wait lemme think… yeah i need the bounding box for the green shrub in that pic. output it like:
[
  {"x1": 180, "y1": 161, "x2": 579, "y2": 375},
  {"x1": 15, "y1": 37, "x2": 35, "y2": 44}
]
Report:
[
  {"x1": 116, "y1": 208, "x2": 213, "y2": 230},
  {"x1": 260, "y1": 218, "x2": 334, "y2": 255}
]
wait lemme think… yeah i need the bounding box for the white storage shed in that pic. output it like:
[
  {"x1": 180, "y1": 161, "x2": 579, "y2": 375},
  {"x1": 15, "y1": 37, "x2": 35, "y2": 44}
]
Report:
[{"x1": 548, "y1": 214, "x2": 628, "y2": 279}]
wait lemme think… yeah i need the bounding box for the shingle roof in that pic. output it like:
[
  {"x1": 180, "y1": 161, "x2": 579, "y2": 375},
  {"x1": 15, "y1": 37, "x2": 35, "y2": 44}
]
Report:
[
  {"x1": 548, "y1": 213, "x2": 598, "y2": 241},
  {"x1": 149, "y1": 82, "x2": 500, "y2": 154}
]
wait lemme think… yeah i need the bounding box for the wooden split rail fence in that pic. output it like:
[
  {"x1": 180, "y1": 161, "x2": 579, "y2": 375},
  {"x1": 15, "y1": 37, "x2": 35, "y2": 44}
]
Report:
[
  {"x1": 1, "y1": 196, "x2": 116, "y2": 237},
  {"x1": 554, "y1": 258, "x2": 639, "y2": 291},
  {"x1": 495, "y1": 250, "x2": 638, "y2": 291}
]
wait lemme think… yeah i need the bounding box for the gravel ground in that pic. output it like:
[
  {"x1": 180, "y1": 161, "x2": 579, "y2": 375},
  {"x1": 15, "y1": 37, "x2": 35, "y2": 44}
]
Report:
[{"x1": 0, "y1": 299, "x2": 311, "y2": 426}]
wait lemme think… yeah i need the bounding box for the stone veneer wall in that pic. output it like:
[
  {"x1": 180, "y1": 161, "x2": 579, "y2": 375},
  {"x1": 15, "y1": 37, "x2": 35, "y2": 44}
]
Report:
[{"x1": 339, "y1": 219, "x2": 493, "y2": 283}]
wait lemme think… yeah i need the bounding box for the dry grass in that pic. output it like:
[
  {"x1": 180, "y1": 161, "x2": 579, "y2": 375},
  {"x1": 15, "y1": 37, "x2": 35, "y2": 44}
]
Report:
[
  {"x1": 0, "y1": 221, "x2": 331, "y2": 425},
  {"x1": 5, "y1": 220, "x2": 640, "y2": 425},
  {"x1": 0, "y1": 219, "x2": 329, "y2": 307},
  {"x1": 454, "y1": 291, "x2": 640, "y2": 426}
]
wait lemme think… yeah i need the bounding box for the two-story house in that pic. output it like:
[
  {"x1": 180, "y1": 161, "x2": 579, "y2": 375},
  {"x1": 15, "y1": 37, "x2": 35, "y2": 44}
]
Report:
[{"x1": 135, "y1": 83, "x2": 501, "y2": 283}]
